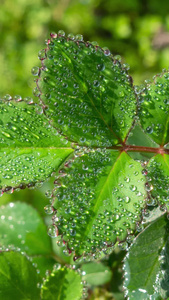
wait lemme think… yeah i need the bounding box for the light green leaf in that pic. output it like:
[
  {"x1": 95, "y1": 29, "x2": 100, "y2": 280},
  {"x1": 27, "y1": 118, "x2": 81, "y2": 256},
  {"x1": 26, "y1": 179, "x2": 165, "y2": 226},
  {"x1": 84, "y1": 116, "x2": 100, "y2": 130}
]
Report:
[
  {"x1": 37, "y1": 33, "x2": 136, "y2": 147},
  {"x1": 81, "y1": 262, "x2": 112, "y2": 286},
  {"x1": 123, "y1": 214, "x2": 169, "y2": 300},
  {"x1": 138, "y1": 72, "x2": 169, "y2": 146},
  {"x1": 0, "y1": 99, "x2": 73, "y2": 191},
  {"x1": 0, "y1": 202, "x2": 52, "y2": 255},
  {"x1": 41, "y1": 266, "x2": 82, "y2": 300},
  {"x1": 0, "y1": 251, "x2": 40, "y2": 300},
  {"x1": 52, "y1": 149, "x2": 146, "y2": 258}
]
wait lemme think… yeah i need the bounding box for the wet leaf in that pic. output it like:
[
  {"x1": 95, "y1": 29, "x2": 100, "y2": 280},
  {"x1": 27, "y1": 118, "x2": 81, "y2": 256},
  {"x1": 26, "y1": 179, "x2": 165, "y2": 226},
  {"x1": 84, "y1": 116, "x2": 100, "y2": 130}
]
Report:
[
  {"x1": 52, "y1": 150, "x2": 146, "y2": 258},
  {"x1": 31, "y1": 256, "x2": 56, "y2": 279},
  {"x1": 0, "y1": 99, "x2": 73, "y2": 191},
  {"x1": 0, "y1": 251, "x2": 40, "y2": 300},
  {"x1": 37, "y1": 34, "x2": 136, "y2": 147},
  {"x1": 123, "y1": 214, "x2": 169, "y2": 299},
  {"x1": 0, "y1": 202, "x2": 52, "y2": 255},
  {"x1": 138, "y1": 72, "x2": 169, "y2": 146},
  {"x1": 146, "y1": 154, "x2": 169, "y2": 209},
  {"x1": 41, "y1": 266, "x2": 82, "y2": 300}
]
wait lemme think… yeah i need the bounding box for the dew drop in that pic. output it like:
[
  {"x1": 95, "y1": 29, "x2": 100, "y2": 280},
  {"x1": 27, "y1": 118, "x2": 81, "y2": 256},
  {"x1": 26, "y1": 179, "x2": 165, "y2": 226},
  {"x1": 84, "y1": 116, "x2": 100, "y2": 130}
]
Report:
[
  {"x1": 4, "y1": 94, "x2": 12, "y2": 101},
  {"x1": 38, "y1": 49, "x2": 46, "y2": 60},
  {"x1": 146, "y1": 126, "x2": 153, "y2": 134},
  {"x1": 75, "y1": 34, "x2": 83, "y2": 41},
  {"x1": 31, "y1": 66, "x2": 40, "y2": 76},
  {"x1": 58, "y1": 30, "x2": 65, "y2": 36},
  {"x1": 47, "y1": 225, "x2": 58, "y2": 238},
  {"x1": 68, "y1": 33, "x2": 75, "y2": 40},
  {"x1": 103, "y1": 47, "x2": 110, "y2": 56},
  {"x1": 97, "y1": 63, "x2": 105, "y2": 71},
  {"x1": 14, "y1": 95, "x2": 22, "y2": 101},
  {"x1": 44, "y1": 205, "x2": 53, "y2": 215}
]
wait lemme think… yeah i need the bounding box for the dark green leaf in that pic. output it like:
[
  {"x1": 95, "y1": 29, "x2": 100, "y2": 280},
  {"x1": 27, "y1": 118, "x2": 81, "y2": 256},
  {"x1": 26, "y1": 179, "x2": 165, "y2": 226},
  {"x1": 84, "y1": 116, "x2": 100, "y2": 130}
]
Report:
[
  {"x1": 37, "y1": 34, "x2": 136, "y2": 147},
  {"x1": 123, "y1": 214, "x2": 169, "y2": 299},
  {"x1": 0, "y1": 251, "x2": 40, "y2": 300},
  {"x1": 41, "y1": 266, "x2": 82, "y2": 300}
]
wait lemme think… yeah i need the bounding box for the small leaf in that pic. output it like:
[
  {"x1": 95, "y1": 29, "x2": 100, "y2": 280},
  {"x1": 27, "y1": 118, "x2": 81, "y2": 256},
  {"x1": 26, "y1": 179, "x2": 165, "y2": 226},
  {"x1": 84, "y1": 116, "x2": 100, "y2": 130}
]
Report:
[
  {"x1": 138, "y1": 73, "x2": 169, "y2": 146},
  {"x1": 0, "y1": 251, "x2": 40, "y2": 300},
  {"x1": 41, "y1": 266, "x2": 83, "y2": 300},
  {"x1": 37, "y1": 33, "x2": 136, "y2": 147},
  {"x1": 52, "y1": 149, "x2": 146, "y2": 258},
  {"x1": 123, "y1": 214, "x2": 169, "y2": 299},
  {"x1": 81, "y1": 262, "x2": 112, "y2": 286},
  {"x1": 0, "y1": 202, "x2": 52, "y2": 255},
  {"x1": 0, "y1": 99, "x2": 73, "y2": 191}
]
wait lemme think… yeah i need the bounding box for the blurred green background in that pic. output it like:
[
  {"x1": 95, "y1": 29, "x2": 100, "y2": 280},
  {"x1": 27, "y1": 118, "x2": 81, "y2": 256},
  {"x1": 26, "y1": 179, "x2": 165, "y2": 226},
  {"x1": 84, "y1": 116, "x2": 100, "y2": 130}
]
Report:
[
  {"x1": 1, "y1": 1, "x2": 169, "y2": 299},
  {"x1": 1, "y1": 0, "x2": 169, "y2": 98}
]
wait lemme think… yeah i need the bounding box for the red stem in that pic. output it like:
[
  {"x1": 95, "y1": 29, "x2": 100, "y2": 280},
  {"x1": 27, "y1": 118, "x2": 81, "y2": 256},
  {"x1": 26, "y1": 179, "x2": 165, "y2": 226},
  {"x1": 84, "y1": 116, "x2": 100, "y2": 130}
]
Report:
[{"x1": 107, "y1": 145, "x2": 169, "y2": 155}]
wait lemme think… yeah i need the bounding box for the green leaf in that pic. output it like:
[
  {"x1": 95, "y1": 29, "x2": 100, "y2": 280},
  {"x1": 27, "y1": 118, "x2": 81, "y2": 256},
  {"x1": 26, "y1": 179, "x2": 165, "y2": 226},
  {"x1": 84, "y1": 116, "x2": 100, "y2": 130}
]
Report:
[
  {"x1": 31, "y1": 256, "x2": 55, "y2": 279},
  {"x1": 0, "y1": 99, "x2": 73, "y2": 191},
  {"x1": 146, "y1": 154, "x2": 169, "y2": 208},
  {"x1": 37, "y1": 34, "x2": 136, "y2": 147},
  {"x1": 41, "y1": 266, "x2": 83, "y2": 300},
  {"x1": 0, "y1": 251, "x2": 40, "y2": 300},
  {"x1": 81, "y1": 262, "x2": 112, "y2": 286},
  {"x1": 52, "y1": 149, "x2": 146, "y2": 258},
  {"x1": 0, "y1": 201, "x2": 52, "y2": 255},
  {"x1": 138, "y1": 72, "x2": 169, "y2": 146},
  {"x1": 123, "y1": 214, "x2": 169, "y2": 299}
]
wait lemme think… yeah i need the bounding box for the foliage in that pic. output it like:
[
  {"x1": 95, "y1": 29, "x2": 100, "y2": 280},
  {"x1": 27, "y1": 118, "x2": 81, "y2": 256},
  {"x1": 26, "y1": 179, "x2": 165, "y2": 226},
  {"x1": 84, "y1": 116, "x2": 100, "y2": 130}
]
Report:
[{"x1": 1, "y1": 30, "x2": 169, "y2": 299}]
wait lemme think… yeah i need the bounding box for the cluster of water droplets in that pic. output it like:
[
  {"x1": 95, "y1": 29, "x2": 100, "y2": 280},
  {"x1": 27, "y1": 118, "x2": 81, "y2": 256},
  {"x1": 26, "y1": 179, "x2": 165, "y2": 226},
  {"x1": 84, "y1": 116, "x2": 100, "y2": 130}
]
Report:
[
  {"x1": 43, "y1": 148, "x2": 147, "y2": 258},
  {"x1": 0, "y1": 95, "x2": 71, "y2": 193},
  {"x1": 32, "y1": 30, "x2": 137, "y2": 147},
  {"x1": 146, "y1": 156, "x2": 169, "y2": 208},
  {"x1": 137, "y1": 72, "x2": 169, "y2": 144}
]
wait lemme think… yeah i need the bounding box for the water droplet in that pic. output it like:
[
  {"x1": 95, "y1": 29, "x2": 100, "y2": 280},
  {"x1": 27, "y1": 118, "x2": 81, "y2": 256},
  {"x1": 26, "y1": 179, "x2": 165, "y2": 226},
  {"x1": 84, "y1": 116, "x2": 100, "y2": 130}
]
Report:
[
  {"x1": 14, "y1": 95, "x2": 22, "y2": 101},
  {"x1": 75, "y1": 34, "x2": 83, "y2": 41},
  {"x1": 4, "y1": 94, "x2": 12, "y2": 101},
  {"x1": 58, "y1": 30, "x2": 65, "y2": 36},
  {"x1": 31, "y1": 66, "x2": 40, "y2": 76},
  {"x1": 97, "y1": 63, "x2": 105, "y2": 71},
  {"x1": 44, "y1": 205, "x2": 53, "y2": 215},
  {"x1": 68, "y1": 33, "x2": 75, "y2": 40},
  {"x1": 146, "y1": 126, "x2": 153, "y2": 134},
  {"x1": 38, "y1": 49, "x2": 46, "y2": 60},
  {"x1": 47, "y1": 225, "x2": 58, "y2": 238},
  {"x1": 103, "y1": 47, "x2": 110, "y2": 56}
]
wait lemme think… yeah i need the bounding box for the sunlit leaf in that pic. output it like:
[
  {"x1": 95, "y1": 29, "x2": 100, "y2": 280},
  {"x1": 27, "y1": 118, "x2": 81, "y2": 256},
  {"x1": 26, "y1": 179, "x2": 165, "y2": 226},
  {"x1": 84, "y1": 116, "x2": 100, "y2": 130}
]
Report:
[
  {"x1": 0, "y1": 99, "x2": 73, "y2": 191},
  {"x1": 123, "y1": 214, "x2": 169, "y2": 299},
  {"x1": 138, "y1": 72, "x2": 169, "y2": 146},
  {"x1": 0, "y1": 251, "x2": 40, "y2": 300},
  {"x1": 41, "y1": 266, "x2": 82, "y2": 300},
  {"x1": 52, "y1": 149, "x2": 146, "y2": 258}
]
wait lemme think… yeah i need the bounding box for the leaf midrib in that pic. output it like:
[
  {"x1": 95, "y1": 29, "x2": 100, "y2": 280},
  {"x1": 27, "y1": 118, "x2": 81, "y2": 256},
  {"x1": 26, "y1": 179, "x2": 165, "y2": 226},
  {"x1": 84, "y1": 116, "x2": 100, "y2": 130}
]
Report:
[{"x1": 82, "y1": 151, "x2": 122, "y2": 241}]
